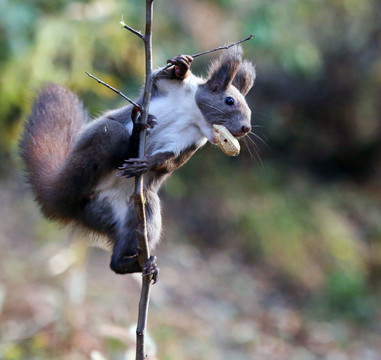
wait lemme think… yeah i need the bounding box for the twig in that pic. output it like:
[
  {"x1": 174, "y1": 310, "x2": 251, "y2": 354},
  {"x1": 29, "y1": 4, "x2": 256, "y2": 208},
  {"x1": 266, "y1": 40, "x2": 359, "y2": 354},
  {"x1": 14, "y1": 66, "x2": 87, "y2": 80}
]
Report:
[
  {"x1": 191, "y1": 34, "x2": 254, "y2": 58},
  {"x1": 120, "y1": 16, "x2": 145, "y2": 40},
  {"x1": 85, "y1": 72, "x2": 142, "y2": 109},
  {"x1": 88, "y1": 7, "x2": 155, "y2": 353},
  {"x1": 134, "y1": 1, "x2": 155, "y2": 360},
  {"x1": 155, "y1": 34, "x2": 254, "y2": 76}
]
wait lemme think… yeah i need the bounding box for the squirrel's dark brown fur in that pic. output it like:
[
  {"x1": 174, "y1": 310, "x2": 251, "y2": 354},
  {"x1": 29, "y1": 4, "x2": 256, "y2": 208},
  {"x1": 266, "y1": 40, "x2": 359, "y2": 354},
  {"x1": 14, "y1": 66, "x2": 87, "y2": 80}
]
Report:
[{"x1": 20, "y1": 48, "x2": 256, "y2": 276}]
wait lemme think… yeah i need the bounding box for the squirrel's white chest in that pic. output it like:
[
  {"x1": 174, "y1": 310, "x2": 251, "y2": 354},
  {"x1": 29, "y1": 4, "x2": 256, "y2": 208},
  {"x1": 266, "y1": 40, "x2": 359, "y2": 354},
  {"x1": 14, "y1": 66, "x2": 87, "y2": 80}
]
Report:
[{"x1": 145, "y1": 75, "x2": 208, "y2": 156}]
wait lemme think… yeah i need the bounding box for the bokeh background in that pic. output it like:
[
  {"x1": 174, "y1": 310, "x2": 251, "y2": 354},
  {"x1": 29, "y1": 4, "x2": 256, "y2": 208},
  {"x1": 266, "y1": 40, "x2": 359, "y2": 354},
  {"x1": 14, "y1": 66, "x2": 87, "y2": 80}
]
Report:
[{"x1": 1, "y1": 0, "x2": 381, "y2": 359}]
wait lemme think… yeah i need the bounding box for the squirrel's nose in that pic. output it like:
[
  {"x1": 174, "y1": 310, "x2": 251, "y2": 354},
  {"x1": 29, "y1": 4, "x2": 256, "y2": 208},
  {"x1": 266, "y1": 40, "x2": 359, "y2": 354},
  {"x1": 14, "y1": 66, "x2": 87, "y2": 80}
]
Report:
[
  {"x1": 241, "y1": 125, "x2": 251, "y2": 134},
  {"x1": 232, "y1": 125, "x2": 251, "y2": 138}
]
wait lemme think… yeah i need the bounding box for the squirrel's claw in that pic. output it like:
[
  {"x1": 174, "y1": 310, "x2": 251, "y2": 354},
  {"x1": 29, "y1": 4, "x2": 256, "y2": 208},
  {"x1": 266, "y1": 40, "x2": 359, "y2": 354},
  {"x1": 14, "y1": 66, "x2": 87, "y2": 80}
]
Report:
[
  {"x1": 142, "y1": 255, "x2": 159, "y2": 284},
  {"x1": 118, "y1": 156, "x2": 151, "y2": 178},
  {"x1": 147, "y1": 114, "x2": 158, "y2": 129},
  {"x1": 132, "y1": 108, "x2": 157, "y2": 130},
  {"x1": 167, "y1": 55, "x2": 193, "y2": 80}
]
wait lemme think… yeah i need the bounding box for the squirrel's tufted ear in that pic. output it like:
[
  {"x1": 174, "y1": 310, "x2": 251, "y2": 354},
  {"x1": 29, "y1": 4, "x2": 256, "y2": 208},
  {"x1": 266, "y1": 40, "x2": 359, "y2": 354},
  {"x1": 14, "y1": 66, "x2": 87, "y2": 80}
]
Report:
[
  {"x1": 204, "y1": 46, "x2": 242, "y2": 92},
  {"x1": 232, "y1": 60, "x2": 256, "y2": 96}
]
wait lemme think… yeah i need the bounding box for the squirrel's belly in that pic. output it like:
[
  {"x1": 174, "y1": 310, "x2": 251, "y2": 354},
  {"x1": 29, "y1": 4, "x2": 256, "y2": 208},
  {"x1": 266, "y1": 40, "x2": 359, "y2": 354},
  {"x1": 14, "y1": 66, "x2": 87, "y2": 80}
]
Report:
[{"x1": 94, "y1": 170, "x2": 134, "y2": 225}]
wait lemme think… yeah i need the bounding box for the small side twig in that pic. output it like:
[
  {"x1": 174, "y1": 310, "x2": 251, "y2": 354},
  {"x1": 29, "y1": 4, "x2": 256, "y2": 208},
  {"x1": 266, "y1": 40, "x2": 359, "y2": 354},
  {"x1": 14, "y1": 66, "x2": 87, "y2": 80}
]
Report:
[
  {"x1": 86, "y1": 72, "x2": 142, "y2": 109},
  {"x1": 120, "y1": 16, "x2": 145, "y2": 40},
  {"x1": 191, "y1": 34, "x2": 254, "y2": 58},
  {"x1": 155, "y1": 34, "x2": 254, "y2": 76}
]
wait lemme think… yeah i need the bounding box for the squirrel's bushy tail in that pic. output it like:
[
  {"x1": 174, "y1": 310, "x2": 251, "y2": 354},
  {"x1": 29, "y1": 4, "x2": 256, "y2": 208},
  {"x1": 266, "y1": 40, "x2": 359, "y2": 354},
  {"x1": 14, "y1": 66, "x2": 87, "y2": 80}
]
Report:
[{"x1": 20, "y1": 84, "x2": 89, "y2": 221}]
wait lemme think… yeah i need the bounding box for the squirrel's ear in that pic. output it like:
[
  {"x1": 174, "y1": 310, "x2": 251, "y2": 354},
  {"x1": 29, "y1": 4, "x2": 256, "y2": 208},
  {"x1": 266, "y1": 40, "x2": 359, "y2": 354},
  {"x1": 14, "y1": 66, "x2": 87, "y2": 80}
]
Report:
[
  {"x1": 205, "y1": 46, "x2": 242, "y2": 92},
  {"x1": 232, "y1": 61, "x2": 256, "y2": 96}
]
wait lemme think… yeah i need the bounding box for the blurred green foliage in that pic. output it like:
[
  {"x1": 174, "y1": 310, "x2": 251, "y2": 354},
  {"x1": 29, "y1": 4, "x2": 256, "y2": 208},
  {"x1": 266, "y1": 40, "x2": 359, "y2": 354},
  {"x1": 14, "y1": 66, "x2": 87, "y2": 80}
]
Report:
[{"x1": 1, "y1": 0, "x2": 380, "y2": 326}]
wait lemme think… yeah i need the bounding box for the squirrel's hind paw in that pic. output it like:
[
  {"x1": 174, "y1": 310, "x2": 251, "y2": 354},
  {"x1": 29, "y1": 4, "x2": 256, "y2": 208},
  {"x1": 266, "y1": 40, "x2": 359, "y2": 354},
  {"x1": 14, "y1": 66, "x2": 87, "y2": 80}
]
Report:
[{"x1": 142, "y1": 255, "x2": 159, "y2": 284}]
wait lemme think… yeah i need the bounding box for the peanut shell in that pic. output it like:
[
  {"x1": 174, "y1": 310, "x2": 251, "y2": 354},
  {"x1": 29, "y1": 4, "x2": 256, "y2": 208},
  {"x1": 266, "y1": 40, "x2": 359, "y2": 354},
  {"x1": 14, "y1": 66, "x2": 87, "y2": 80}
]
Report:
[{"x1": 213, "y1": 124, "x2": 241, "y2": 157}]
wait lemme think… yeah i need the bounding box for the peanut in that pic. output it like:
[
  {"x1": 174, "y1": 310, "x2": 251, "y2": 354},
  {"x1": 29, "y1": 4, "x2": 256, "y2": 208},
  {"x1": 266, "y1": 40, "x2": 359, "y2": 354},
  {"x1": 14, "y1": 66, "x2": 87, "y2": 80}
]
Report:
[{"x1": 212, "y1": 124, "x2": 240, "y2": 157}]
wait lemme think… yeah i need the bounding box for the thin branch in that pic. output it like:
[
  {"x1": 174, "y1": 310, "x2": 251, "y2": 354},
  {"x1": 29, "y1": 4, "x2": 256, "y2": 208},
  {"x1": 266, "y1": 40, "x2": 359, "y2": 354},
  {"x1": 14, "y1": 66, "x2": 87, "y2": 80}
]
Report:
[
  {"x1": 153, "y1": 62, "x2": 172, "y2": 76},
  {"x1": 86, "y1": 72, "x2": 142, "y2": 109},
  {"x1": 120, "y1": 17, "x2": 145, "y2": 40},
  {"x1": 191, "y1": 34, "x2": 254, "y2": 58},
  {"x1": 154, "y1": 34, "x2": 254, "y2": 77},
  {"x1": 134, "y1": 1, "x2": 155, "y2": 360}
]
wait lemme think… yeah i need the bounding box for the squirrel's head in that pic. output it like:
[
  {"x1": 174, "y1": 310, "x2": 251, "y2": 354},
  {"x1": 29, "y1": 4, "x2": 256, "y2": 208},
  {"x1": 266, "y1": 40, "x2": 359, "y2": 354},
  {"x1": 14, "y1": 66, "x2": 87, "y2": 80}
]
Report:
[{"x1": 195, "y1": 45, "x2": 256, "y2": 143}]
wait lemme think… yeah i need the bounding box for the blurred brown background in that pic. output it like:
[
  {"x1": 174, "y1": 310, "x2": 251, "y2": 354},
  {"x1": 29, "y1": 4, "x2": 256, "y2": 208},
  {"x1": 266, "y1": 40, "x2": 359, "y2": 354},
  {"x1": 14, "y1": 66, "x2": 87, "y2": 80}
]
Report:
[{"x1": 0, "y1": 0, "x2": 381, "y2": 359}]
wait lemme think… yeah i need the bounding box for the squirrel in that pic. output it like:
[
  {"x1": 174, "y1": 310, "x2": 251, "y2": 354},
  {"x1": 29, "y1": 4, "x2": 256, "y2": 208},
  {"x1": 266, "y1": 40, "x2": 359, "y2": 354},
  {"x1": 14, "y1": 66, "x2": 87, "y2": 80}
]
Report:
[{"x1": 19, "y1": 45, "x2": 256, "y2": 279}]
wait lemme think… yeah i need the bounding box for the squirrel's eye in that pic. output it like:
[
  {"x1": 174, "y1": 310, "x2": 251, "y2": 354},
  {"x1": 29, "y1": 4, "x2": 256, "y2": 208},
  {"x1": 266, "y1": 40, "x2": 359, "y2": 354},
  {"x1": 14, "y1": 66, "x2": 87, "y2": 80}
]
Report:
[{"x1": 225, "y1": 97, "x2": 235, "y2": 106}]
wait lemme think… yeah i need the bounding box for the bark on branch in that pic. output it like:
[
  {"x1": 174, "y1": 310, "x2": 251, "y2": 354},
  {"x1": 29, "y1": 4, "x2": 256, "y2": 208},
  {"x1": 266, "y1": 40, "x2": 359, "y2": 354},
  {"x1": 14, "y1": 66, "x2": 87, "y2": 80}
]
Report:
[{"x1": 134, "y1": 1, "x2": 155, "y2": 359}]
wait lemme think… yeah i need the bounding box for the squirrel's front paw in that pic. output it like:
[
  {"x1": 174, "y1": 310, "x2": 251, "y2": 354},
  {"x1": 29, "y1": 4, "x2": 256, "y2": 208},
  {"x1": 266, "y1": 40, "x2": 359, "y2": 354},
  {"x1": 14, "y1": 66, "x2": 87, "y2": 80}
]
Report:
[
  {"x1": 118, "y1": 156, "x2": 151, "y2": 178},
  {"x1": 167, "y1": 55, "x2": 193, "y2": 79}
]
